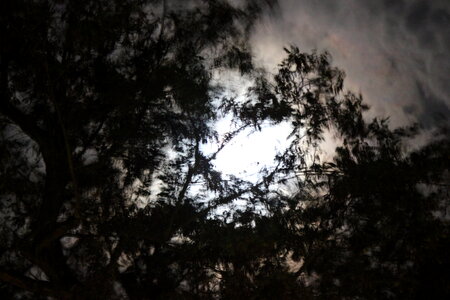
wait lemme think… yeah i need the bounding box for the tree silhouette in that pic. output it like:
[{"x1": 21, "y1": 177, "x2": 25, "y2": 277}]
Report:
[{"x1": 1, "y1": 0, "x2": 448, "y2": 299}]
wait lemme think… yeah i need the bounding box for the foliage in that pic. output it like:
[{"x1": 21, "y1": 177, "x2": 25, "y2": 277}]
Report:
[{"x1": 0, "y1": 0, "x2": 448, "y2": 299}]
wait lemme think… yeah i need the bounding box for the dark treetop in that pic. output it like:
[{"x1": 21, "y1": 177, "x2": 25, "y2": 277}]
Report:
[{"x1": 0, "y1": 0, "x2": 448, "y2": 299}]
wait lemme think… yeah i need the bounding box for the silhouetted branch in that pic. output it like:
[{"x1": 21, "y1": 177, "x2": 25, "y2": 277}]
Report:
[
  {"x1": 208, "y1": 123, "x2": 249, "y2": 161},
  {"x1": 0, "y1": 58, "x2": 46, "y2": 144},
  {"x1": 0, "y1": 269, "x2": 72, "y2": 299}
]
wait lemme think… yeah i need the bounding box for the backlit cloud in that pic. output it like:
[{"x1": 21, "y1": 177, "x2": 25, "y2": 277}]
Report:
[{"x1": 252, "y1": 0, "x2": 450, "y2": 128}]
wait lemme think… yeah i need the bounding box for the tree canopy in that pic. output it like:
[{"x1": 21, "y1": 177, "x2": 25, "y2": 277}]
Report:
[{"x1": 0, "y1": 0, "x2": 449, "y2": 299}]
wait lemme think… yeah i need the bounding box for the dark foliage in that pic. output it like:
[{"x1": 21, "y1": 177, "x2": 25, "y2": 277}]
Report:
[{"x1": 0, "y1": 0, "x2": 448, "y2": 299}]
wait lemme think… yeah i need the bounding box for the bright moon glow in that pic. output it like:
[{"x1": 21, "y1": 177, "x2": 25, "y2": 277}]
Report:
[
  {"x1": 203, "y1": 117, "x2": 293, "y2": 181},
  {"x1": 205, "y1": 71, "x2": 293, "y2": 181}
]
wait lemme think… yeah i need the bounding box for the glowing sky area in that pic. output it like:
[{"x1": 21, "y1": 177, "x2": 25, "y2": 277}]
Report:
[
  {"x1": 250, "y1": 0, "x2": 449, "y2": 129},
  {"x1": 204, "y1": 118, "x2": 292, "y2": 181},
  {"x1": 210, "y1": 0, "x2": 449, "y2": 176},
  {"x1": 206, "y1": 69, "x2": 295, "y2": 180}
]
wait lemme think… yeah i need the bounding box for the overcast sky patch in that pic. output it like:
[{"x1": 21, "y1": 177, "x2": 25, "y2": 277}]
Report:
[{"x1": 252, "y1": 0, "x2": 449, "y2": 128}]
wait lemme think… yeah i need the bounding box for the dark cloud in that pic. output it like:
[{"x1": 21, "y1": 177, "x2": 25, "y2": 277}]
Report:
[
  {"x1": 252, "y1": 0, "x2": 450, "y2": 128},
  {"x1": 415, "y1": 81, "x2": 450, "y2": 128}
]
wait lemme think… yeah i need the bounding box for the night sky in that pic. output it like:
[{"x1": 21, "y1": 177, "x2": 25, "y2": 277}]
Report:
[
  {"x1": 214, "y1": 0, "x2": 449, "y2": 175},
  {"x1": 252, "y1": 0, "x2": 449, "y2": 129}
]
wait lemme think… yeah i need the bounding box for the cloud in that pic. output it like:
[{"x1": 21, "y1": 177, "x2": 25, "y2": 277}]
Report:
[{"x1": 252, "y1": 0, "x2": 450, "y2": 128}]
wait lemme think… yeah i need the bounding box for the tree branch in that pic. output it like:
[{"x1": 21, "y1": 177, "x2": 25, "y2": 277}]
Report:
[
  {"x1": 35, "y1": 217, "x2": 79, "y2": 253},
  {"x1": 208, "y1": 123, "x2": 249, "y2": 161},
  {"x1": 0, "y1": 55, "x2": 46, "y2": 145},
  {"x1": 43, "y1": 59, "x2": 82, "y2": 220},
  {"x1": 0, "y1": 269, "x2": 72, "y2": 299},
  {"x1": 177, "y1": 136, "x2": 201, "y2": 203}
]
